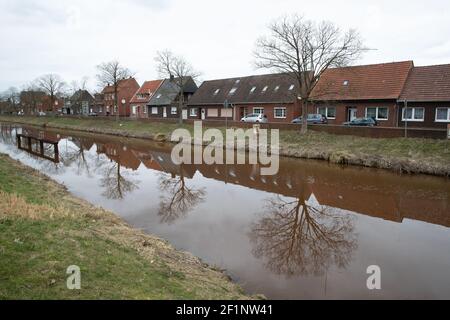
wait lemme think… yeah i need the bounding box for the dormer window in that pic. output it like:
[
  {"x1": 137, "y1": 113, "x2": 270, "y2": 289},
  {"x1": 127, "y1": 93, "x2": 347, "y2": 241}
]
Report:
[
  {"x1": 235, "y1": 79, "x2": 240, "y2": 84},
  {"x1": 213, "y1": 89, "x2": 220, "y2": 96},
  {"x1": 262, "y1": 86, "x2": 268, "y2": 93},
  {"x1": 343, "y1": 80, "x2": 349, "y2": 86},
  {"x1": 289, "y1": 84, "x2": 295, "y2": 91},
  {"x1": 274, "y1": 85, "x2": 280, "y2": 92},
  {"x1": 250, "y1": 86, "x2": 256, "y2": 94},
  {"x1": 156, "y1": 94, "x2": 162, "y2": 99}
]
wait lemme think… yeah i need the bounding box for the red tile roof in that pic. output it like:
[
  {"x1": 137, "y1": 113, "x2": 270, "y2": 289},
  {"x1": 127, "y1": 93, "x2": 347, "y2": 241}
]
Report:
[
  {"x1": 399, "y1": 64, "x2": 450, "y2": 102},
  {"x1": 130, "y1": 80, "x2": 164, "y2": 104},
  {"x1": 101, "y1": 78, "x2": 139, "y2": 94},
  {"x1": 311, "y1": 61, "x2": 414, "y2": 101}
]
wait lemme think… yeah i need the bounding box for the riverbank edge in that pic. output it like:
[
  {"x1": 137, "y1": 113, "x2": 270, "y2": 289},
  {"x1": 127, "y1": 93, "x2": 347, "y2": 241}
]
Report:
[
  {"x1": 1, "y1": 116, "x2": 449, "y2": 177},
  {"x1": 0, "y1": 153, "x2": 257, "y2": 299}
]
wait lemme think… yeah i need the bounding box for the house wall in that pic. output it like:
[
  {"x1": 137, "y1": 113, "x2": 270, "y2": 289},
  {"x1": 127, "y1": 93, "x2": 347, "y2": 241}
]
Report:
[
  {"x1": 130, "y1": 102, "x2": 149, "y2": 118},
  {"x1": 148, "y1": 105, "x2": 180, "y2": 119},
  {"x1": 310, "y1": 101, "x2": 399, "y2": 127},
  {"x1": 187, "y1": 102, "x2": 300, "y2": 123},
  {"x1": 397, "y1": 102, "x2": 450, "y2": 129}
]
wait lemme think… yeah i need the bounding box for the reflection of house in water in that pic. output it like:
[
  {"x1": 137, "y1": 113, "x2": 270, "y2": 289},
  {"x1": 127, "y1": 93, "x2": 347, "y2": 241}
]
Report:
[
  {"x1": 7, "y1": 127, "x2": 448, "y2": 229},
  {"x1": 80, "y1": 137, "x2": 450, "y2": 228}
]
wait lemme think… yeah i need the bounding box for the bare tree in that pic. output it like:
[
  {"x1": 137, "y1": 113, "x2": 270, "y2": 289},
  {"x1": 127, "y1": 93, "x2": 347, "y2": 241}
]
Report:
[
  {"x1": 96, "y1": 61, "x2": 132, "y2": 121},
  {"x1": 155, "y1": 50, "x2": 200, "y2": 124},
  {"x1": 1, "y1": 87, "x2": 20, "y2": 114},
  {"x1": 37, "y1": 74, "x2": 66, "y2": 112},
  {"x1": 255, "y1": 15, "x2": 364, "y2": 134}
]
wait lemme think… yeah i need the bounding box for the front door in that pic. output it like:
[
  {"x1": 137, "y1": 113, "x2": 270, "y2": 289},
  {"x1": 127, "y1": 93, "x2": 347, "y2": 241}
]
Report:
[
  {"x1": 163, "y1": 107, "x2": 167, "y2": 118},
  {"x1": 182, "y1": 109, "x2": 188, "y2": 120},
  {"x1": 348, "y1": 108, "x2": 358, "y2": 121},
  {"x1": 201, "y1": 109, "x2": 206, "y2": 120}
]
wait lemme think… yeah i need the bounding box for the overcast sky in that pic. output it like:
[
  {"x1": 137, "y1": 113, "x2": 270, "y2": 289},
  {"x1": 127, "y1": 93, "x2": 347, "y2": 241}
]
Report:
[{"x1": 1, "y1": 0, "x2": 449, "y2": 92}]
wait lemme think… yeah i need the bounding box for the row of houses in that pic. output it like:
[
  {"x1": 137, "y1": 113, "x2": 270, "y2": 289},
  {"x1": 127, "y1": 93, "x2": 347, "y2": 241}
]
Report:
[{"x1": 25, "y1": 60, "x2": 450, "y2": 129}]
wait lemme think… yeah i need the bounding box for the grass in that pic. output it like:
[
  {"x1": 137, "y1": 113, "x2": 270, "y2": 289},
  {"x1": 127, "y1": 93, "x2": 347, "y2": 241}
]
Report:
[
  {"x1": 0, "y1": 115, "x2": 449, "y2": 176},
  {"x1": 0, "y1": 154, "x2": 251, "y2": 300}
]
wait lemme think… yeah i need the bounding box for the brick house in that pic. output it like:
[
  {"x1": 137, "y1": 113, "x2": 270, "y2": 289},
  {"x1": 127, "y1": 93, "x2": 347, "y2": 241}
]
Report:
[
  {"x1": 68, "y1": 89, "x2": 95, "y2": 115},
  {"x1": 398, "y1": 64, "x2": 450, "y2": 129},
  {"x1": 100, "y1": 77, "x2": 140, "y2": 117},
  {"x1": 310, "y1": 61, "x2": 414, "y2": 127},
  {"x1": 129, "y1": 80, "x2": 164, "y2": 118},
  {"x1": 187, "y1": 73, "x2": 301, "y2": 123},
  {"x1": 93, "y1": 93, "x2": 105, "y2": 115},
  {"x1": 147, "y1": 77, "x2": 198, "y2": 120}
]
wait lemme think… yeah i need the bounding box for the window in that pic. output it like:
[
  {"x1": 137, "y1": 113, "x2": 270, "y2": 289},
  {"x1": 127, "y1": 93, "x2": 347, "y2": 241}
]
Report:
[
  {"x1": 274, "y1": 86, "x2": 280, "y2": 92},
  {"x1": 221, "y1": 109, "x2": 233, "y2": 118},
  {"x1": 156, "y1": 94, "x2": 162, "y2": 99},
  {"x1": 436, "y1": 108, "x2": 450, "y2": 122},
  {"x1": 151, "y1": 107, "x2": 158, "y2": 114},
  {"x1": 289, "y1": 84, "x2": 295, "y2": 91},
  {"x1": 274, "y1": 107, "x2": 287, "y2": 119},
  {"x1": 253, "y1": 108, "x2": 264, "y2": 115},
  {"x1": 213, "y1": 89, "x2": 220, "y2": 96},
  {"x1": 171, "y1": 107, "x2": 177, "y2": 115},
  {"x1": 207, "y1": 108, "x2": 218, "y2": 117},
  {"x1": 144, "y1": 106, "x2": 147, "y2": 113},
  {"x1": 262, "y1": 86, "x2": 268, "y2": 93},
  {"x1": 229, "y1": 87, "x2": 237, "y2": 95},
  {"x1": 402, "y1": 107, "x2": 425, "y2": 121},
  {"x1": 250, "y1": 86, "x2": 256, "y2": 94},
  {"x1": 366, "y1": 107, "x2": 388, "y2": 120},
  {"x1": 317, "y1": 107, "x2": 336, "y2": 119},
  {"x1": 190, "y1": 108, "x2": 198, "y2": 116},
  {"x1": 343, "y1": 80, "x2": 349, "y2": 86}
]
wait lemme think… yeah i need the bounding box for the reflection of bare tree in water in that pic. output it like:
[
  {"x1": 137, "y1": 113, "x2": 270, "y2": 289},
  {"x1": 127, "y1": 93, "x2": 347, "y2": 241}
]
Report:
[
  {"x1": 250, "y1": 194, "x2": 357, "y2": 277},
  {"x1": 158, "y1": 172, "x2": 205, "y2": 224},
  {"x1": 100, "y1": 162, "x2": 139, "y2": 200},
  {"x1": 59, "y1": 140, "x2": 92, "y2": 176}
]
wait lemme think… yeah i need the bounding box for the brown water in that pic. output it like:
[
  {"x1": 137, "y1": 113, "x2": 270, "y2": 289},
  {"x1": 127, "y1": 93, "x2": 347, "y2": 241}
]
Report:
[{"x1": 1, "y1": 122, "x2": 449, "y2": 299}]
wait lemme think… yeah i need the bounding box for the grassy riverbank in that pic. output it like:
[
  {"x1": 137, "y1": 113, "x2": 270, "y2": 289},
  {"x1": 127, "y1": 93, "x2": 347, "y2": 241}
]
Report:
[
  {"x1": 1, "y1": 115, "x2": 449, "y2": 177},
  {"x1": 0, "y1": 153, "x2": 251, "y2": 300}
]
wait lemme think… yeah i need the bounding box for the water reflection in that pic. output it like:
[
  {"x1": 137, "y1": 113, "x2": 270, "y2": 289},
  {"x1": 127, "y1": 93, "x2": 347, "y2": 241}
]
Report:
[
  {"x1": 158, "y1": 169, "x2": 206, "y2": 224},
  {"x1": 0, "y1": 122, "x2": 449, "y2": 299},
  {"x1": 250, "y1": 194, "x2": 357, "y2": 277}
]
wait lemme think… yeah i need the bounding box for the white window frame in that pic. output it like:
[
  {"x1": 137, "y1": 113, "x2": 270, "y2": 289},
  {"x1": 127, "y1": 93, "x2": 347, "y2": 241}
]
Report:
[
  {"x1": 171, "y1": 107, "x2": 178, "y2": 115},
  {"x1": 250, "y1": 86, "x2": 256, "y2": 94},
  {"x1": 317, "y1": 106, "x2": 336, "y2": 119},
  {"x1": 365, "y1": 107, "x2": 389, "y2": 121},
  {"x1": 253, "y1": 107, "x2": 264, "y2": 115},
  {"x1": 274, "y1": 107, "x2": 287, "y2": 119},
  {"x1": 143, "y1": 105, "x2": 147, "y2": 113},
  {"x1": 435, "y1": 107, "x2": 450, "y2": 122},
  {"x1": 190, "y1": 108, "x2": 198, "y2": 116},
  {"x1": 151, "y1": 107, "x2": 158, "y2": 115},
  {"x1": 402, "y1": 107, "x2": 425, "y2": 122}
]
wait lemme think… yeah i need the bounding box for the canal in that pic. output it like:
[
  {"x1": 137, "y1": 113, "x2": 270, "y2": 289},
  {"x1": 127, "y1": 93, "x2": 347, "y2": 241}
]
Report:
[{"x1": 0, "y1": 122, "x2": 449, "y2": 299}]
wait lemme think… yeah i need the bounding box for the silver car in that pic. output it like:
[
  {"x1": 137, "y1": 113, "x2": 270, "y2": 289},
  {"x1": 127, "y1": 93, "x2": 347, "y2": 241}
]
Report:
[{"x1": 241, "y1": 113, "x2": 268, "y2": 123}]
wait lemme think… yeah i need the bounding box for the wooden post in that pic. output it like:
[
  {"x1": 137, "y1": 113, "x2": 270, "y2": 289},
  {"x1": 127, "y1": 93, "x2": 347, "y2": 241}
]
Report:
[{"x1": 54, "y1": 143, "x2": 59, "y2": 163}]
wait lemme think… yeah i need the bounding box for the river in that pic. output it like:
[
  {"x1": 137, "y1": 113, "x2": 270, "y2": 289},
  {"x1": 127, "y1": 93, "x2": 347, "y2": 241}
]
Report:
[{"x1": 1, "y1": 122, "x2": 449, "y2": 299}]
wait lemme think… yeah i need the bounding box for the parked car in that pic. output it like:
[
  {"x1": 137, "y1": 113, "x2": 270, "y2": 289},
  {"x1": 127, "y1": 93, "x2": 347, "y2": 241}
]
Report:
[
  {"x1": 88, "y1": 112, "x2": 98, "y2": 117},
  {"x1": 37, "y1": 111, "x2": 46, "y2": 117},
  {"x1": 241, "y1": 113, "x2": 268, "y2": 123},
  {"x1": 292, "y1": 114, "x2": 328, "y2": 124},
  {"x1": 343, "y1": 118, "x2": 378, "y2": 127}
]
